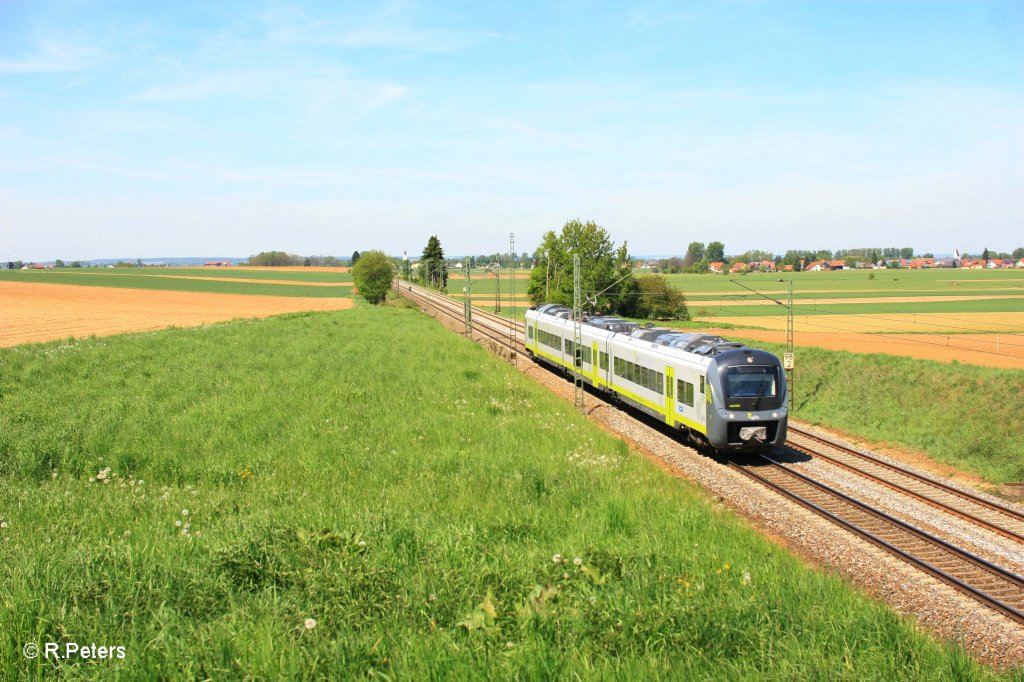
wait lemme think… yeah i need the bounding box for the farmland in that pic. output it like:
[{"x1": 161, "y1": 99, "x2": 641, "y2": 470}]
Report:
[
  {"x1": 0, "y1": 305, "x2": 1001, "y2": 679},
  {"x1": 0, "y1": 268, "x2": 354, "y2": 348}
]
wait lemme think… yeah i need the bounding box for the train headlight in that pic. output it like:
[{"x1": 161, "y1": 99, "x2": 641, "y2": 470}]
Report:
[
  {"x1": 772, "y1": 412, "x2": 778, "y2": 418},
  {"x1": 728, "y1": 413, "x2": 735, "y2": 420}
]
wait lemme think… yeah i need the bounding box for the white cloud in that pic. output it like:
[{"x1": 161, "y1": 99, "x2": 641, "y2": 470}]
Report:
[{"x1": 0, "y1": 40, "x2": 103, "y2": 74}]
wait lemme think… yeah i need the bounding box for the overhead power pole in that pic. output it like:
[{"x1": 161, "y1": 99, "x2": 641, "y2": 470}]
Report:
[
  {"x1": 509, "y1": 232, "x2": 517, "y2": 366},
  {"x1": 463, "y1": 257, "x2": 472, "y2": 335},
  {"x1": 573, "y1": 254, "x2": 584, "y2": 409}
]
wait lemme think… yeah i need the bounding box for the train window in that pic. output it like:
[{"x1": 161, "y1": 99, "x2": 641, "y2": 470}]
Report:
[
  {"x1": 666, "y1": 375, "x2": 674, "y2": 398},
  {"x1": 528, "y1": 326, "x2": 534, "y2": 339},
  {"x1": 655, "y1": 371, "x2": 663, "y2": 393},
  {"x1": 600, "y1": 352, "x2": 609, "y2": 370},
  {"x1": 699, "y1": 376, "x2": 705, "y2": 393},
  {"x1": 677, "y1": 380, "x2": 694, "y2": 407},
  {"x1": 640, "y1": 367, "x2": 648, "y2": 387},
  {"x1": 723, "y1": 366, "x2": 781, "y2": 409}
]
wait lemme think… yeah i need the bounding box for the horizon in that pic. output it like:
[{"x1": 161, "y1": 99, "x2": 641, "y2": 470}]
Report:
[{"x1": 3, "y1": 1, "x2": 1022, "y2": 262}]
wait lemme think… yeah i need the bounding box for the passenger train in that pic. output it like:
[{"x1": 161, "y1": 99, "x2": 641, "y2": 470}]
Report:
[{"x1": 525, "y1": 304, "x2": 788, "y2": 453}]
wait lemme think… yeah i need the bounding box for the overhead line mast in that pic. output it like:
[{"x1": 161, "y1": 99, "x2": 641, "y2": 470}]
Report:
[{"x1": 573, "y1": 254, "x2": 584, "y2": 409}]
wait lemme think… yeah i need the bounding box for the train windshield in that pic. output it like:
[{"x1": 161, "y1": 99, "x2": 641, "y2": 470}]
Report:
[{"x1": 723, "y1": 366, "x2": 780, "y2": 409}]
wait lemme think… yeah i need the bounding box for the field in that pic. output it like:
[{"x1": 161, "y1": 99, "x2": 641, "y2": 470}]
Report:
[
  {"x1": 665, "y1": 270, "x2": 1024, "y2": 368},
  {"x1": 0, "y1": 268, "x2": 354, "y2": 348},
  {"x1": 0, "y1": 306, "x2": 1000, "y2": 679}
]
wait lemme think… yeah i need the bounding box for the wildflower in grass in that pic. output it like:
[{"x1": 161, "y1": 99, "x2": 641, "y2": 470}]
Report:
[
  {"x1": 562, "y1": 572, "x2": 569, "y2": 580},
  {"x1": 552, "y1": 554, "x2": 563, "y2": 564},
  {"x1": 724, "y1": 564, "x2": 730, "y2": 570},
  {"x1": 358, "y1": 540, "x2": 366, "y2": 548},
  {"x1": 304, "y1": 618, "x2": 317, "y2": 630},
  {"x1": 742, "y1": 571, "x2": 751, "y2": 585},
  {"x1": 0, "y1": 521, "x2": 7, "y2": 529},
  {"x1": 181, "y1": 509, "x2": 189, "y2": 516},
  {"x1": 573, "y1": 557, "x2": 583, "y2": 566},
  {"x1": 175, "y1": 520, "x2": 182, "y2": 527}
]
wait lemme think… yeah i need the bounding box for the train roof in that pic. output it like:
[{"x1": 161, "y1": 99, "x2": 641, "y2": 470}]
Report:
[{"x1": 529, "y1": 305, "x2": 747, "y2": 357}]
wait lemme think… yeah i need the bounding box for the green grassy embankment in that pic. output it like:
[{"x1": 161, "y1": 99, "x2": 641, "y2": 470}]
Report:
[
  {"x1": 0, "y1": 305, "x2": 1007, "y2": 679},
  {"x1": 733, "y1": 338, "x2": 1024, "y2": 484}
]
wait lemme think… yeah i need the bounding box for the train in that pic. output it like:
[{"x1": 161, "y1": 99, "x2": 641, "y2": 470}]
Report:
[{"x1": 524, "y1": 304, "x2": 788, "y2": 453}]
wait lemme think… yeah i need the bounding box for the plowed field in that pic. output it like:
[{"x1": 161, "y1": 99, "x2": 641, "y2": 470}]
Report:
[{"x1": 0, "y1": 281, "x2": 352, "y2": 347}]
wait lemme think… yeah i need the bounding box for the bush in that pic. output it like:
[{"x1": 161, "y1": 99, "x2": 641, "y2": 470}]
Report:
[{"x1": 352, "y1": 250, "x2": 396, "y2": 304}]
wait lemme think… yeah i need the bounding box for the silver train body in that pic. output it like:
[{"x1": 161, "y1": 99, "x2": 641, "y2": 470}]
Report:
[{"x1": 524, "y1": 304, "x2": 788, "y2": 453}]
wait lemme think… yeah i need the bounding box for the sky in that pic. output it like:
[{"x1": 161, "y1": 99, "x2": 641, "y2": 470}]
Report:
[{"x1": 2, "y1": 1, "x2": 1022, "y2": 262}]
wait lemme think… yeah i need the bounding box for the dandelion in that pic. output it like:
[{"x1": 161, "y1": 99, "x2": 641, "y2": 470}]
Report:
[
  {"x1": 304, "y1": 618, "x2": 317, "y2": 630},
  {"x1": 742, "y1": 571, "x2": 751, "y2": 586},
  {"x1": 0, "y1": 521, "x2": 7, "y2": 529},
  {"x1": 724, "y1": 564, "x2": 730, "y2": 571},
  {"x1": 505, "y1": 642, "x2": 514, "y2": 649},
  {"x1": 562, "y1": 572, "x2": 569, "y2": 580},
  {"x1": 588, "y1": 595, "x2": 597, "y2": 605},
  {"x1": 181, "y1": 509, "x2": 189, "y2": 516},
  {"x1": 358, "y1": 540, "x2": 366, "y2": 548},
  {"x1": 552, "y1": 553, "x2": 563, "y2": 564},
  {"x1": 175, "y1": 520, "x2": 182, "y2": 527},
  {"x1": 573, "y1": 557, "x2": 583, "y2": 566}
]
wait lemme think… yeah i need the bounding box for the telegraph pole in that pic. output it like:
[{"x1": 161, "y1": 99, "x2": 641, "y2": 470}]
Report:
[
  {"x1": 463, "y1": 257, "x2": 472, "y2": 335},
  {"x1": 509, "y1": 232, "x2": 517, "y2": 366},
  {"x1": 784, "y1": 278, "x2": 794, "y2": 411},
  {"x1": 573, "y1": 254, "x2": 584, "y2": 409}
]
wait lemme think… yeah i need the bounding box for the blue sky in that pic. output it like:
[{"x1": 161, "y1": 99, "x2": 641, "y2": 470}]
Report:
[{"x1": 2, "y1": 1, "x2": 1022, "y2": 262}]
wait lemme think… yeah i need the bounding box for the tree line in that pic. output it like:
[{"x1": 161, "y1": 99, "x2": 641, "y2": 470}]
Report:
[{"x1": 247, "y1": 251, "x2": 360, "y2": 267}]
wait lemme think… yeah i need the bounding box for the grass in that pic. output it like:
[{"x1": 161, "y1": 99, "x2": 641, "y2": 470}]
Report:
[
  {"x1": 730, "y1": 337, "x2": 1024, "y2": 484},
  {"x1": 0, "y1": 269, "x2": 350, "y2": 298},
  {"x1": 0, "y1": 304, "x2": 1008, "y2": 679}
]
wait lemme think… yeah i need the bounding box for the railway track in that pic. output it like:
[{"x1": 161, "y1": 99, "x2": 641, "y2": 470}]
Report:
[
  {"x1": 400, "y1": 280, "x2": 1024, "y2": 624},
  {"x1": 786, "y1": 425, "x2": 1024, "y2": 544},
  {"x1": 731, "y1": 456, "x2": 1024, "y2": 625}
]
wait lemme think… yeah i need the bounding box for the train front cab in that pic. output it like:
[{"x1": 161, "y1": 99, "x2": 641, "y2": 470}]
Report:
[{"x1": 704, "y1": 349, "x2": 788, "y2": 452}]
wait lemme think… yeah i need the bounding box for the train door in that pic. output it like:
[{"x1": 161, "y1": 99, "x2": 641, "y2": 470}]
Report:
[
  {"x1": 696, "y1": 372, "x2": 707, "y2": 428},
  {"x1": 665, "y1": 366, "x2": 675, "y2": 425}
]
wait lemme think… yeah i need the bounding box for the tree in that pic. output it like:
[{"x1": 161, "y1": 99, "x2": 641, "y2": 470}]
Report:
[
  {"x1": 352, "y1": 250, "x2": 395, "y2": 304},
  {"x1": 526, "y1": 219, "x2": 633, "y2": 313},
  {"x1": 249, "y1": 251, "x2": 299, "y2": 266},
  {"x1": 706, "y1": 241, "x2": 725, "y2": 263},
  {"x1": 351, "y1": 251, "x2": 361, "y2": 266},
  {"x1": 982, "y1": 247, "x2": 990, "y2": 263},
  {"x1": 634, "y1": 274, "x2": 689, "y2": 320},
  {"x1": 55, "y1": 259, "x2": 65, "y2": 268},
  {"x1": 900, "y1": 247, "x2": 913, "y2": 259},
  {"x1": 682, "y1": 242, "x2": 705, "y2": 270},
  {"x1": 70, "y1": 261, "x2": 82, "y2": 268},
  {"x1": 1012, "y1": 247, "x2": 1024, "y2": 260},
  {"x1": 420, "y1": 235, "x2": 448, "y2": 290}
]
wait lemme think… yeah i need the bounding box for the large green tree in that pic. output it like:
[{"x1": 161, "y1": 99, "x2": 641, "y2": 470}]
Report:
[
  {"x1": 420, "y1": 235, "x2": 447, "y2": 290},
  {"x1": 682, "y1": 241, "x2": 705, "y2": 270},
  {"x1": 352, "y1": 250, "x2": 395, "y2": 304},
  {"x1": 526, "y1": 219, "x2": 633, "y2": 313},
  {"x1": 705, "y1": 241, "x2": 725, "y2": 263}
]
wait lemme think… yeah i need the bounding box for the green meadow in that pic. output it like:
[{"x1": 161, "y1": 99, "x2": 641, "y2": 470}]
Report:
[
  {"x1": 735, "y1": 338, "x2": 1024, "y2": 484},
  {"x1": 0, "y1": 304, "x2": 1005, "y2": 679},
  {"x1": 0, "y1": 269, "x2": 350, "y2": 298}
]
